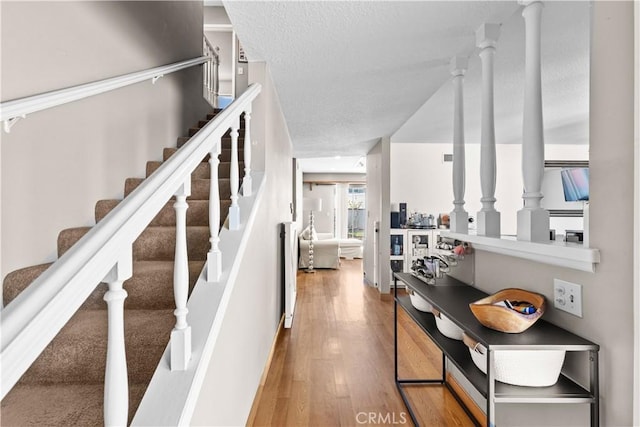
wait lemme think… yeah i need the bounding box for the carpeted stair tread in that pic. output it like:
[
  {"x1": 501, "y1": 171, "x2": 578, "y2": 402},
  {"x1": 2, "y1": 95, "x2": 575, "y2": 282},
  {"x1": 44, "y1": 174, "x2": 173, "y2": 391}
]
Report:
[
  {"x1": 82, "y1": 260, "x2": 205, "y2": 310},
  {"x1": 18, "y1": 309, "x2": 174, "y2": 385},
  {"x1": 57, "y1": 227, "x2": 91, "y2": 258},
  {"x1": 96, "y1": 198, "x2": 230, "y2": 227},
  {"x1": 122, "y1": 260, "x2": 204, "y2": 309},
  {"x1": 147, "y1": 160, "x2": 208, "y2": 179},
  {"x1": 163, "y1": 147, "x2": 243, "y2": 163},
  {"x1": 58, "y1": 225, "x2": 210, "y2": 261},
  {"x1": 1, "y1": 383, "x2": 147, "y2": 426},
  {"x1": 125, "y1": 177, "x2": 231, "y2": 201},
  {"x1": 177, "y1": 135, "x2": 244, "y2": 149},
  {"x1": 146, "y1": 160, "x2": 244, "y2": 181},
  {"x1": 132, "y1": 226, "x2": 210, "y2": 261},
  {"x1": 3, "y1": 259, "x2": 204, "y2": 311},
  {"x1": 3, "y1": 263, "x2": 52, "y2": 307}
]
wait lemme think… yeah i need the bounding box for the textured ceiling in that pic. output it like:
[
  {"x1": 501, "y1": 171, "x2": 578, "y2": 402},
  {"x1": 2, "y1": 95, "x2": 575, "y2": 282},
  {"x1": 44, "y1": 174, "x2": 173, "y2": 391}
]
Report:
[
  {"x1": 223, "y1": 1, "x2": 589, "y2": 162},
  {"x1": 392, "y1": 1, "x2": 590, "y2": 145}
]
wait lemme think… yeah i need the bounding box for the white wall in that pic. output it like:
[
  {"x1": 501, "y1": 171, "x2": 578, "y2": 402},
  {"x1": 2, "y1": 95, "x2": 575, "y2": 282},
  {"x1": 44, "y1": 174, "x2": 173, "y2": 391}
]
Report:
[
  {"x1": 634, "y1": 3, "x2": 640, "y2": 424},
  {"x1": 293, "y1": 159, "x2": 303, "y2": 223},
  {"x1": 302, "y1": 183, "x2": 336, "y2": 235},
  {"x1": 204, "y1": 30, "x2": 234, "y2": 96},
  {"x1": 1, "y1": 1, "x2": 210, "y2": 281},
  {"x1": 302, "y1": 173, "x2": 366, "y2": 183},
  {"x1": 390, "y1": 143, "x2": 588, "y2": 236},
  {"x1": 363, "y1": 137, "x2": 391, "y2": 291},
  {"x1": 190, "y1": 62, "x2": 293, "y2": 426},
  {"x1": 204, "y1": 5, "x2": 231, "y2": 26},
  {"x1": 336, "y1": 183, "x2": 349, "y2": 239},
  {"x1": 363, "y1": 141, "x2": 381, "y2": 287}
]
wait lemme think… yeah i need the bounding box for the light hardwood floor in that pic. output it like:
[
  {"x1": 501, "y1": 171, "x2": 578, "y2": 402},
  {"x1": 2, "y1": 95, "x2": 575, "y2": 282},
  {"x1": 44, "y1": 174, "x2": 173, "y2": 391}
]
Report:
[{"x1": 249, "y1": 260, "x2": 475, "y2": 426}]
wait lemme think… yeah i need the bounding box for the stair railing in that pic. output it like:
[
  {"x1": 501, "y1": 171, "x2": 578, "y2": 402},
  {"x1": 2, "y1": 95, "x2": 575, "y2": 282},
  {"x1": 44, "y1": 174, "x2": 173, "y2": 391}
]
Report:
[
  {"x1": 0, "y1": 56, "x2": 210, "y2": 133},
  {"x1": 1, "y1": 82, "x2": 261, "y2": 425},
  {"x1": 203, "y1": 36, "x2": 220, "y2": 108}
]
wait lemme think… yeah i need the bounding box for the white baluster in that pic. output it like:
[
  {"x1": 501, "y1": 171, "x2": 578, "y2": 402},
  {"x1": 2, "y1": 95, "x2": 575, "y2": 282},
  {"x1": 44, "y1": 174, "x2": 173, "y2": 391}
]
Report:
[
  {"x1": 242, "y1": 109, "x2": 252, "y2": 197},
  {"x1": 228, "y1": 119, "x2": 241, "y2": 230},
  {"x1": 212, "y1": 52, "x2": 220, "y2": 108},
  {"x1": 449, "y1": 56, "x2": 469, "y2": 234},
  {"x1": 476, "y1": 23, "x2": 502, "y2": 237},
  {"x1": 171, "y1": 180, "x2": 191, "y2": 371},
  {"x1": 517, "y1": 0, "x2": 550, "y2": 242},
  {"x1": 207, "y1": 140, "x2": 222, "y2": 282},
  {"x1": 103, "y1": 249, "x2": 132, "y2": 427}
]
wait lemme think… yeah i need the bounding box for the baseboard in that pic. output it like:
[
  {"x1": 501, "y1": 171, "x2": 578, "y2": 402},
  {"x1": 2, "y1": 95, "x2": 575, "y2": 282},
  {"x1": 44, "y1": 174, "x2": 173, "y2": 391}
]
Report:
[
  {"x1": 446, "y1": 372, "x2": 486, "y2": 426},
  {"x1": 246, "y1": 314, "x2": 285, "y2": 426},
  {"x1": 379, "y1": 293, "x2": 393, "y2": 302}
]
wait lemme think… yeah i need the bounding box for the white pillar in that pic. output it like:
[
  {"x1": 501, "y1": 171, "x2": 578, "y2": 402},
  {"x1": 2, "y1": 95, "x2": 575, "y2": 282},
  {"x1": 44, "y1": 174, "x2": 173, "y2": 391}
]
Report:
[
  {"x1": 517, "y1": 0, "x2": 550, "y2": 242},
  {"x1": 476, "y1": 23, "x2": 502, "y2": 237},
  {"x1": 449, "y1": 56, "x2": 469, "y2": 234},
  {"x1": 103, "y1": 250, "x2": 132, "y2": 427},
  {"x1": 171, "y1": 181, "x2": 191, "y2": 371},
  {"x1": 242, "y1": 109, "x2": 252, "y2": 197},
  {"x1": 207, "y1": 140, "x2": 222, "y2": 283},
  {"x1": 228, "y1": 119, "x2": 241, "y2": 230}
]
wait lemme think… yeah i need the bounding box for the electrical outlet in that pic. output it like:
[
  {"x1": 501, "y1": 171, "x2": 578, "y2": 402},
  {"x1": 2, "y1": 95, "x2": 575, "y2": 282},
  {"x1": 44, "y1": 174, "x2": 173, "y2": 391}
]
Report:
[{"x1": 553, "y1": 279, "x2": 583, "y2": 317}]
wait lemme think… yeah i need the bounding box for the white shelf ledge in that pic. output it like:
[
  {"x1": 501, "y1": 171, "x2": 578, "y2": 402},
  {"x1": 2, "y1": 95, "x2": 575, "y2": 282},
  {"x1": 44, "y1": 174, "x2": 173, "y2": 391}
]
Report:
[{"x1": 440, "y1": 231, "x2": 600, "y2": 272}]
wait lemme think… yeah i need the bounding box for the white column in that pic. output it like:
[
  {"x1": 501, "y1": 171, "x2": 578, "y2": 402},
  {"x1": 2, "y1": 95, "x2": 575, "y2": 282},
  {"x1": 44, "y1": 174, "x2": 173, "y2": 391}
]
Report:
[
  {"x1": 228, "y1": 119, "x2": 241, "y2": 230},
  {"x1": 476, "y1": 23, "x2": 502, "y2": 237},
  {"x1": 449, "y1": 56, "x2": 469, "y2": 234},
  {"x1": 207, "y1": 140, "x2": 222, "y2": 283},
  {"x1": 171, "y1": 180, "x2": 191, "y2": 371},
  {"x1": 242, "y1": 109, "x2": 253, "y2": 197},
  {"x1": 103, "y1": 249, "x2": 132, "y2": 427},
  {"x1": 517, "y1": 0, "x2": 550, "y2": 242}
]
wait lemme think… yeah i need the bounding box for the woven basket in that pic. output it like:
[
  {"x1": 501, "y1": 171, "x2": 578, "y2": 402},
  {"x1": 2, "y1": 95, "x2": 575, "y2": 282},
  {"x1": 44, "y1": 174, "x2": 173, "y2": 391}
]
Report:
[
  {"x1": 432, "y1": 308, "x2": 463, "y2": 340},
  {"x1": 469, "y1": 288, "x2": 546, "y2": 333},
  {"x1": 407, "y1": 289, "x2": 433, "y2": 313},
  {"x1": 462, "y1": 333, "x2": 565, "y2": 387}
]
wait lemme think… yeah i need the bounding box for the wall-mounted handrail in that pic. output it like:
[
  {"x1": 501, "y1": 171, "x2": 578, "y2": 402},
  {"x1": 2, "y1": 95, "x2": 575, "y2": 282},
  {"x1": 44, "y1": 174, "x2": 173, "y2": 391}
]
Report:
[
  {"x1": 0, "y1": 83, "x2": 261, "y2": 422},
  {"x1": 0, "y1": 56, "x2": 210, "y2": 133}
]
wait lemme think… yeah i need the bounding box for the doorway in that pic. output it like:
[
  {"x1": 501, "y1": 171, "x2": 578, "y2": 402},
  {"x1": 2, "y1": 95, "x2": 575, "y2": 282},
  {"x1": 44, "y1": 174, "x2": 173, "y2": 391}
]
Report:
[{"x1": 347, "y1": 184, "x2": 366, "y2": 240}]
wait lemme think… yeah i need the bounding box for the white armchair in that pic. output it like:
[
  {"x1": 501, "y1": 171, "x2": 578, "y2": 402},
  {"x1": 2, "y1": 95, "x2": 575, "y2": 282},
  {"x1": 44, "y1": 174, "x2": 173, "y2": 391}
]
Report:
[{"x1": 298, "y1": 232, "x2": 340, "y2": 269}]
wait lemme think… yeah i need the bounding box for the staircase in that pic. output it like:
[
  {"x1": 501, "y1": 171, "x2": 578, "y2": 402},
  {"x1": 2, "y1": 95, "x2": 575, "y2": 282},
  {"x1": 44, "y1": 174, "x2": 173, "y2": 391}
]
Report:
[{"x1": 1, "y1": 110, "x2": 245, "y2": 426}]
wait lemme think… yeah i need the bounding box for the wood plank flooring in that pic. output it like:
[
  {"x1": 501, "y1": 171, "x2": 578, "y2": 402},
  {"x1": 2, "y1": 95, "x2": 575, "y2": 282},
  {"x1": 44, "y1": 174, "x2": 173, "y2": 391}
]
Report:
[{"x1": 249, "y1": 260, "x2": 475, "y2": 426}]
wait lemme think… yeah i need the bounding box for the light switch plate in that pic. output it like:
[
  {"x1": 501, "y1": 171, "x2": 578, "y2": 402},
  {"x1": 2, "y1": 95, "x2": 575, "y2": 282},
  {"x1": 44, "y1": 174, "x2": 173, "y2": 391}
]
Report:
[{"x1": 553, "y1": 279, "x2": 583, "y2": 317}]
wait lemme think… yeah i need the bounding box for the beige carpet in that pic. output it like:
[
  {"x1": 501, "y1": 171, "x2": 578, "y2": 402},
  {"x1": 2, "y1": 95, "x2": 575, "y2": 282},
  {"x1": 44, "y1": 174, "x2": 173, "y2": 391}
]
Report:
[{"x1": 1, "y1": 110, "x2": 245, "y2": 426}]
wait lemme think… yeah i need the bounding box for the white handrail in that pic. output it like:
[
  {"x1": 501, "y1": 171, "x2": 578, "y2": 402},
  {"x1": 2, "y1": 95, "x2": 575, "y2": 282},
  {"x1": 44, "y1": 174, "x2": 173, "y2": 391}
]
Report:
[
  {"x1": 0, "y1": 56, "x2": 210, "y2": 132},
  {"x1": 0, "y1": 83, "x2": 262, "y2": 399}
]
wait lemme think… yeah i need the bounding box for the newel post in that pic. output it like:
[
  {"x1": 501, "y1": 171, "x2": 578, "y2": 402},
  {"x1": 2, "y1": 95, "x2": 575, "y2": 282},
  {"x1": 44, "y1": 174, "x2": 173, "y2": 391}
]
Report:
[
  {"x1": 228, "y1": 118, "x2": 241, "y2": 230},
  {"x1": 171, "y1": 180, "x2": 191, "y2": 371},
  {"x1": 103, "y1": 248, "x2": 132, "y2": 427},
  {"x1": 242, "y1": 108, "x2": 252, "y2": 197},
  {"x1": 207, "y1": 138, "x2": 222, "y2": 283},
  {"x1": 449, "y1": 56, "x2": 469, "y2": 234},
  {"x1": 476, "y1": 23, "x2": 502, "y2": 237},
  {"x1": 517, "y1": 0, "x2": 550, "y2": 242}
]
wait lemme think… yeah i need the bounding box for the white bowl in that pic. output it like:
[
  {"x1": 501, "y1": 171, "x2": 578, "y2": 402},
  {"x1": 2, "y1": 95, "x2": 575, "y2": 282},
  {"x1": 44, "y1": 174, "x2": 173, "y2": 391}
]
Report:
[
  {"x1": 463, "y1": 333, "x2": 566, "y2": 387},
  {"x1": 408, "y1": 289, "x2": 433, "y2": 312},
  {"x1": 433, "y1": 309, "x2": 463, "y2": 340}
]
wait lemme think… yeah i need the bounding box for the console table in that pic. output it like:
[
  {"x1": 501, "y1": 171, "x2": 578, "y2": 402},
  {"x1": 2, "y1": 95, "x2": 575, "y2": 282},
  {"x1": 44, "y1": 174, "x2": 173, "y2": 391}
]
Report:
[{"x1": 393, "y1": 272, "x2": 600, "y2": 427}]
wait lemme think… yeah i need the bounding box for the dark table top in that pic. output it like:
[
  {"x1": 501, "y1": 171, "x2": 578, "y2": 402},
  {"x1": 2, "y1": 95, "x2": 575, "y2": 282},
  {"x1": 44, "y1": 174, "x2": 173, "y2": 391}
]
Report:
[{"x1": 394, "y1": 272, "x2": 599, "y2": 351}]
